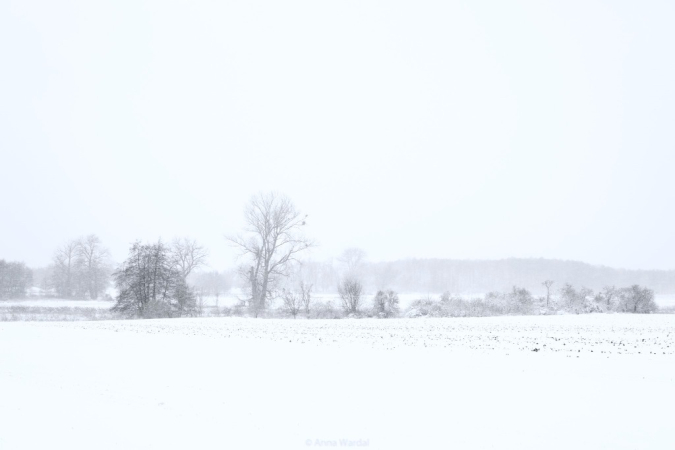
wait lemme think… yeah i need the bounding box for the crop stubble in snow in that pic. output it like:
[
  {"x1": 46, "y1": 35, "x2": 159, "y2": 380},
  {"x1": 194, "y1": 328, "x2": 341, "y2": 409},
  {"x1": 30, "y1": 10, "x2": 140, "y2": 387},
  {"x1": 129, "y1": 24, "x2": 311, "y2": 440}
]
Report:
[
  {"x1": 1, "y1": 314, "x2": 674, "y2": 450},
  {"x1": 41, "y1": 313, "x2": 675, "y2": 355}
]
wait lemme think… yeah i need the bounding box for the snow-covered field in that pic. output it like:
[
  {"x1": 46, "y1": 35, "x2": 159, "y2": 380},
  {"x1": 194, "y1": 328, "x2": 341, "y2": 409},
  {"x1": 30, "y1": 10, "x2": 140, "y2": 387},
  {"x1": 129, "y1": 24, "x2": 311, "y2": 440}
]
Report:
[
  {"x1": 0, "y1": 299, "x2": 116, "y2": 321},
  {"x1": 0, "y1": 299, "x2": 114, "y2": 308},
  {"x1": 1, "y1": 315, "x2": 673, "y2": 449},
  {"x1": 655, "y1": 293, "x2": 675, "y2": 307}
]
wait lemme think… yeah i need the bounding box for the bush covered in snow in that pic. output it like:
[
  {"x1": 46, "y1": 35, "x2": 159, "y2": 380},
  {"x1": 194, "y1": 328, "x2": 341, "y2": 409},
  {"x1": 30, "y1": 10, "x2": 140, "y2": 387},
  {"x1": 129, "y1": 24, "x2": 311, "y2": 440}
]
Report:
[
  {"x1": 310, "y1": 300, "x2": 343, "y2": 319},
  {"x1": 372, "y1": 290, "x2": 400, "y2": 318},
  {"x1": 617, "y1": 285, "x2": 658, "y2": 313},
  {"x1": 405, "y1": 284, "x2": 658, "y2": 318}
]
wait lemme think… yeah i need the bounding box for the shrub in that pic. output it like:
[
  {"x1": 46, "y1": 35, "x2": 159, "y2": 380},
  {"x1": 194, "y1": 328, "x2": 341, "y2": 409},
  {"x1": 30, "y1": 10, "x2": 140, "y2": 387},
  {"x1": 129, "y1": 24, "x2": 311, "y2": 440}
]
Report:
[
  {"x1": 372, "y1": 290, "x2": 400, "y2": 318},
  {"x1": 618, "y1": 285, "x2": 658, "y2": 313},
  {"x1": 507, "y1": 286, "x2": 535, "y2": 315},
  {"x1": 406, "y1": 296, "x2": 451, "y2": 317},
  {"x1": 407, "y1": 289, "x2": 539, "y2": 318},
  {"x1": 559, "y1": 284, "x2": 595, "y2": 314},
  {"x1": 338, "y1": 277, "x2": 363, "y2": 315},
  {"x1": 310, "y1": 300, "x2": 343, "y2": 319},
  {"x1": 281, "y1": 288, "x2": 302, "y2": 318}
]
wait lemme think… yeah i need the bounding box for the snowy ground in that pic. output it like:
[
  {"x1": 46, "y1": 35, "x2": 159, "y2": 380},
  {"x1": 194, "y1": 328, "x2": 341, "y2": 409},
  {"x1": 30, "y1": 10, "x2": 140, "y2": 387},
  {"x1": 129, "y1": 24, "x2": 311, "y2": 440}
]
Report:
[
  {"x1": 0, "y1": 299, "x2": 114, "y2": 308},
  {"x1": 1, "y1": 315, "x2": 674, "y2": 449}
]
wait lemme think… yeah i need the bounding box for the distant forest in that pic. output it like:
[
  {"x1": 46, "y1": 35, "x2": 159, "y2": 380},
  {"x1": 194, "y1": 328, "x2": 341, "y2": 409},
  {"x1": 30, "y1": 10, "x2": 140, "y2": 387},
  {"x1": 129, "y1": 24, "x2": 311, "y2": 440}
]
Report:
[
  {"x1": 299, "y1": 258, "x2": 675, "y2": 295},
  {"x1": 9, "y1": 255, "x2": 675, "y2": 301}
]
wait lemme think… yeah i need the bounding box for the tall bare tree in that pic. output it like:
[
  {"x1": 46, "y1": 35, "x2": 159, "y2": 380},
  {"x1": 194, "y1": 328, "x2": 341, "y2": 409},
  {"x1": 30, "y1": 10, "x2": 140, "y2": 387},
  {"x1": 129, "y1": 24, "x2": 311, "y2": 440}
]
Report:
[
  {"x1": 171, "y1": 238, "x2": 208, "y2": 280},
  {"x1": 299, "y1": 281, "x2": 313, "y2": 317},
  {"x1": 228, "y1": 192, "x2": 313, "y2": 313},
  {"x1": 542, "y1": 280, "x2": 554, "y2": 307}
]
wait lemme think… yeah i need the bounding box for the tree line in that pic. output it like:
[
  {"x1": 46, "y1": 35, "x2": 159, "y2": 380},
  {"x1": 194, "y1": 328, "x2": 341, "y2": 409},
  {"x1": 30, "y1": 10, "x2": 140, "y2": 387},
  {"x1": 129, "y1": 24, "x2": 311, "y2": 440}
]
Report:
[
  {"x1": 290, "y1": 258, "x2": 675, "y2": 296},
  {"x1": 0, "y1": 192, "x2": 666, "y2": 319},
  {"x1": 403, "y1": 283, "x2": 658, "y2": 318},
  {"x1": 274, "y1": 279, "x2": 657, "y2": 319},
  {"x1": 218, "y1": 193, "x2": 662, "y2": 319}
]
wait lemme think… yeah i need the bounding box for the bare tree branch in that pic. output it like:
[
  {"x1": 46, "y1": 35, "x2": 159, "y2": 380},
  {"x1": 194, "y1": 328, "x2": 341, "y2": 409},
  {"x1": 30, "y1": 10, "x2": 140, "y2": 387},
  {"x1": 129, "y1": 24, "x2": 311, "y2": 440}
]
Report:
[{"x1": 171, "y1": 238, "x2": 209, "y2": 280}]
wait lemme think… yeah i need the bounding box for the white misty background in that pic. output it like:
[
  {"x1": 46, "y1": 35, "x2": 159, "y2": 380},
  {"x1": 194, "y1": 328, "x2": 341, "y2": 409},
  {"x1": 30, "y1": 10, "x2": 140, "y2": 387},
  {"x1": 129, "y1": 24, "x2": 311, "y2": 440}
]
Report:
[{"x1": 1, "y1": 1, "x2": 674, "y2": 271}]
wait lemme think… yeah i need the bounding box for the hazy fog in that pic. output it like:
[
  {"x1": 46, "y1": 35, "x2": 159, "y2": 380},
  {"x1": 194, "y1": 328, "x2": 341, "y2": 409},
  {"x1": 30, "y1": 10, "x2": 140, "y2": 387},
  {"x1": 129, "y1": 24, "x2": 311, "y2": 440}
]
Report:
[{"x1": 1, "y1": 1, "x2": 674, "y2": 270}]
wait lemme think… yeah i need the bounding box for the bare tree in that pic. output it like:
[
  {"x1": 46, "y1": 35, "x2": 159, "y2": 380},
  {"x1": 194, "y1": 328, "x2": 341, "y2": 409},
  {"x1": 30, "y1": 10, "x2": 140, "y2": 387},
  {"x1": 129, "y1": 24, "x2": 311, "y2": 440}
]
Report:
[
  {"x1": 597, "y1": 285, "x2": 618, "y2": 309},
  {"x1": 542, "y1": 280, "x2": 554, "y2": 308},
  {"x1": 337, "y1": 248, "x2": 367, "y2": 276},
  {"x1": 0, "y1": 260, "x2": 32, "y2": 299},
  {"x1": 76, "y1": 234, "x2": 111, "y2": 299},
  {"x1": 281, "y1": 288, "x2": 302, "y2": 318},
  {"x1": 300, "y1": 281, "x2": 313, "y2": 317},
  {"x1": 52, "y1": 240, "x2": 81, "y2": 298},
  {"x1": 228, "y1": 192, "x2": 313, "y2": 314},
  {"x1": 338, "y1": 276, "x2": 363, "y2": 315},
  {"x1": 171, "y1": 238, "x2": 208, "y2": 280}
]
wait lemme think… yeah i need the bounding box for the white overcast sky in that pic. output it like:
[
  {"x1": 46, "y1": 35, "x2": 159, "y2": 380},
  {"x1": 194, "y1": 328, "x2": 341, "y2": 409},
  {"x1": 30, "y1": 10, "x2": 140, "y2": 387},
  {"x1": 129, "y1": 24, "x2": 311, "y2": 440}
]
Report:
[{"x1": 1, "y1": 1, "x2": 674, "y2": 271}]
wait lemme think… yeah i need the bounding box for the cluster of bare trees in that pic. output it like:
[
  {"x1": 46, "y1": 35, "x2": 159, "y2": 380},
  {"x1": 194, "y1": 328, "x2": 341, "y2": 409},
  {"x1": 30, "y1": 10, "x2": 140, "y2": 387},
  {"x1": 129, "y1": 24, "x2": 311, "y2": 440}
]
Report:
[
  {"x1": 227, "y1": 192, "x2": 398, "y2": 319},
  {"x1": 50, "y1": 235, "x2": 112, "y2": 299},
  {"x1": 281, "y1": 281, "x2": 313, "y2": 318},
  {"x1": 111, "y1": 239, "x2": 207, "y2": 318},
  {"x1": 545, "y1": 281, "x2": 657, "y2": 314},
  {"x1": 484, "y1": 286, "x2": 536, "y2": 315},
  {"x1": 406, "y1": 287, "x2": 537, "y2": 318},
  {"x1": 0, "y1": 260, "x2": 32, "y2": 299},
  {"x1": 595, "y1": 284, "x2": 657, "y2": 313},
  {"x1": 333, "y1": 277, "x2": 400, "y2": 317},
  {"x1": 14, "y1": 234, "x2": 208, "y2": 305},
  {"x1": 405, "y1": 282, "x2": 658, "y2": 318}
]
